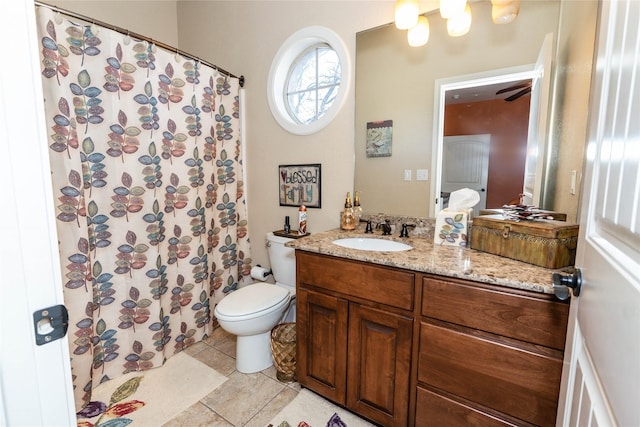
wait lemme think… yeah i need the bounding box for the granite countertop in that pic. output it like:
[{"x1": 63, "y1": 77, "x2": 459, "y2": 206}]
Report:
[{"x1": 287, "y1": 228, "x2": 570, "y2": 295}]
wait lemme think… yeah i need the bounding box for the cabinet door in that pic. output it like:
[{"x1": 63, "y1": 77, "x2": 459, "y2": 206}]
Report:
[
  {"x1": 297, "y1": 288, "x2": 348, "y2": 404},
  {"x1": 347, "y1": 304, "x2": 413, "y2": 427}
]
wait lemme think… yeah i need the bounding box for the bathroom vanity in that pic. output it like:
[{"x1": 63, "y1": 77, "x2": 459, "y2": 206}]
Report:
[{"x1": 289, "y1": 229, "x2": 571, "y2": 427}]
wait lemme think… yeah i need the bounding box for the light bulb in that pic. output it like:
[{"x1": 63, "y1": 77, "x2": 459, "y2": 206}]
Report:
[
  {"x1": 440, "y1": 0, "x2": 467, "y2": 19},
  {"x1": 447, "y1": 4, "x2": 472, "y2": 37},
  {"x1": 492, "y1": 0, "x2": 520, "y2": 24},
  {"x1": 408, "y1": 16, "x2": 430, "y2": 47},
  {"x1": 395, "y1": 0, "x2": 420, "y2": 30}
]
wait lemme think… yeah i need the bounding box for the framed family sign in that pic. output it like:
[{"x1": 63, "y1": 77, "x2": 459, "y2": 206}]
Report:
[{"x1": 278, "y1": 163, "x2": 322, "y2": 208}]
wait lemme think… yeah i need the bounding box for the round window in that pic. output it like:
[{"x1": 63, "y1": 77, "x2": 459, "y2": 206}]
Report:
[{"x1": 268, "y1": 26, "x2": 350, "y2": 135}]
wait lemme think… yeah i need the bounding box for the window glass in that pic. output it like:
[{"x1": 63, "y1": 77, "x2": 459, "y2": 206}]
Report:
[
  {"x1": 267, "y1": 26, "x2": 350, "y2": 135},
  {"x1": 285, "y1": 44, "x2": 341, "y2": 125}
]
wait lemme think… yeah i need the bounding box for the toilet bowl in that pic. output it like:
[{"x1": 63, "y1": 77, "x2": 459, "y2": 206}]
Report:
[{"x1": 214, "y1": 232, "x2": 296, "y2": 373}]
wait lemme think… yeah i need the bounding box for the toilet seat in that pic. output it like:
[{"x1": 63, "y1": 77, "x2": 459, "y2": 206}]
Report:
[{"x1": 215, "y1": 283, "x2": 290, "y2": 320}]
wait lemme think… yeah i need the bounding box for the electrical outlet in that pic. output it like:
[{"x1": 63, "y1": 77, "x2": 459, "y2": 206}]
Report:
[
  {"x1": 570, "y1": 170, "x2": 577, "y2": 195},
  {"x1": 403, "y1": 169, "x2": 412, "y2": 181},
  {"x1": 416, "y1": 169, "x2": 429, "y2": 181}
]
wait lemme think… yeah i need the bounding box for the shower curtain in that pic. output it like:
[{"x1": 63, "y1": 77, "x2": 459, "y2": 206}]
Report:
[{"x1": 35, "y1": 6, "x2": 252, "y2": 410}]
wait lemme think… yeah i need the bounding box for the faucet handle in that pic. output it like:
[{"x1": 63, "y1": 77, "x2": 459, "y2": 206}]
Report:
[
  {"x1": 363, "y1": 219, "x2": 373, "y2": 234},
  {"x1": 399, "y1": 223, "x2": 416, "y2": 238}
]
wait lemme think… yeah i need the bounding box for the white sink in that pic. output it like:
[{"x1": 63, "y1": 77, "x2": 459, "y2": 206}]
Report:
[{"x1": 332, "y1": 237, "x2": 412, "y2": 252}]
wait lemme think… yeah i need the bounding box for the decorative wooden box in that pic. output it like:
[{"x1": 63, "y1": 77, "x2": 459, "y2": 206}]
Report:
[{"x1": 470, "y1": 215, "x2": 579, "y2": 268}]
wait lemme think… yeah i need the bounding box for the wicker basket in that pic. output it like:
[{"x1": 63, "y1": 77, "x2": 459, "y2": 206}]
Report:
[{"x1": 270, "y1": 322, "x2": 297, "y2": 382}]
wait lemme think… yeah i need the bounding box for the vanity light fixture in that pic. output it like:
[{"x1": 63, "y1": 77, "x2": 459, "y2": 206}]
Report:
[
  {"x1": 440, "y1": 0, "x2": 467, "y2": 19},
  {"x1": 491, "y1": 0, "x2": 520, "y2": 24},
  {"x1": 408, "y1": 15, "x2": 430, "y2": 47},
  {"x1": 447, "y1": 3, "x2": 472, "y2": 37},
  {"x1": 394, "y1": 0, "x2": 519, "y2": 47},
  {"x1": 394, "y1": 0, "x2": 420, "y2": 30}
]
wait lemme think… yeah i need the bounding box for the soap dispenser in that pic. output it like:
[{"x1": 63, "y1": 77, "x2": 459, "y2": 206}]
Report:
[
  {"x1": 353, "y1": 191, "x2": 363, "y2": 226},
  {"x1": 341, "y1": 192, "x2": 356, "y2": 231}
]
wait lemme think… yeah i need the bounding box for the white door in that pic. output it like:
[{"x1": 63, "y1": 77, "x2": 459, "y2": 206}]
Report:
[
  {"x1": 0, "y1": 0, "x2": 76, "y2": 425},
  {"x1": 522, "y1": 32, "x2": 553, "y2": 207},
  {"x1": 441, "y1": 135, "x2": 489, "y2": 217},
  {"x1": 557, "y1": 1, "x2": 640, "y2": 425}
]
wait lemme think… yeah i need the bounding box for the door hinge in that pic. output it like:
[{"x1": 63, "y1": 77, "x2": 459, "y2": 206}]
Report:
[{"x1": 33, "y1": 304, "x2": 69, "y2": 345}]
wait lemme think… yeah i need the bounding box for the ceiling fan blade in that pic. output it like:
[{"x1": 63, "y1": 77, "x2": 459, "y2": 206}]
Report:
[
  {"x1": 496, "y1": 81, "x2": 532, "y2": 95},
  {"x1": 504, "y1": 87, "x2": 532, "y2": 102}
]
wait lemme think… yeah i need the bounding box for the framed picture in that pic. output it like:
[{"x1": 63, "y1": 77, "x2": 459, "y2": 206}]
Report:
[
  {"x1": 278, "y1": 164, "x2": 322, "y2": 208},
  {"x1": 366, "y1": 120, "x2": 393, "y2": 157}
]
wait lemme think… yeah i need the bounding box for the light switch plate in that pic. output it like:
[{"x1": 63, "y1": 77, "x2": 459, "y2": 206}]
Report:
[
  {"x1": 416, "y1": 169, "x2": 429, "y2": 181},
  {"x1": 403, "y1": 169, "x2": 412, "y2": 181}
]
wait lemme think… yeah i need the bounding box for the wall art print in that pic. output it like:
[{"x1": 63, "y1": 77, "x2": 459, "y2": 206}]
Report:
[
  {"x1": 366, "y1": 120, "x2": 393, "y2": 157},
  {"x1": 279, "y1": 164, "x2": 321, "y2": 208}
]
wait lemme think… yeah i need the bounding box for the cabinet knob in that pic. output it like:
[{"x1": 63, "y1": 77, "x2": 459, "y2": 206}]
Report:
[{"x1": 552, "y1": 269, "x2": 582, "y2": 300}]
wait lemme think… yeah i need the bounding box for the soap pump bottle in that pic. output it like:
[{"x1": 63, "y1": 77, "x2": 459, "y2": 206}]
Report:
[
  {"x1": 341, "y1": 192, "x2": 356, "y2": 231},
  {"x1": 353, "y1": 191, "x2": 363, "y2": 227}
]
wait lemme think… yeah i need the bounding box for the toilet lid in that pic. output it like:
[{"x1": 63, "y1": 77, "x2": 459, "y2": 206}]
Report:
[{"x1": 215, "y1": 283, "x2": 290, "y2": 317}]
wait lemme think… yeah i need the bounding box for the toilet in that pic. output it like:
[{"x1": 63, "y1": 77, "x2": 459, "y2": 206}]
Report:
[{"x1": 214, "y1": 232, "x2": 296, "y2": 373}]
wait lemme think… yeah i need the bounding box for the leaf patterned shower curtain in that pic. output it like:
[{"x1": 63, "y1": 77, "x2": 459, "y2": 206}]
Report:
[{"x1": 35, "y1": 6, "x2": 253, "y2": 410}]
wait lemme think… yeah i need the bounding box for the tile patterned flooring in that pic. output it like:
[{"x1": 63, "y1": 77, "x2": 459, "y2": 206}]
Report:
[{"x1": 162, "y1": 327, "x2": 302, "y2": 426}]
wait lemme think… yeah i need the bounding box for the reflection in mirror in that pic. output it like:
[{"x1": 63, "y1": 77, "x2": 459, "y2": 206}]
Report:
[
  {"x1": 355, "y1": 0, "x2": 597, "y2": 223},
  {"x1": 435, "y1": 68, "x2": 537, "y2": 217}
]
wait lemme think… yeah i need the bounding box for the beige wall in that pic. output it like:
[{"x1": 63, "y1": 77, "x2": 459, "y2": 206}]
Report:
[
  {"x1": 176, "y1": 1, "x2": 401, "y2": 266},
  {"x1": 547, "y1": 0, "x2": 598, "y2": 224},
  {"x1": 55, "y1": 1, "x2": 179, "y2": 46}
]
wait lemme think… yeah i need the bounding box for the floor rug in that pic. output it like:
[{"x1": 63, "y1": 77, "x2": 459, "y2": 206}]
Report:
[
  {"x1": 267, "y1": 389, "x2": 376, "y2": 427},
  {"x1": 76, "y1": 351, "x2": 227, "y2": 426}
]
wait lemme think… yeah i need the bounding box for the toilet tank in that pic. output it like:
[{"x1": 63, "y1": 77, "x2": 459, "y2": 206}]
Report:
[{"x1": 266, "y1": 232, "x2": 296, "y2": 288}]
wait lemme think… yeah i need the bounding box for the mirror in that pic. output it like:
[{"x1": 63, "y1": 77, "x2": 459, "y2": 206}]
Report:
[{"x1": 355, "y1": 0, "x2": 596, "y2": 223}]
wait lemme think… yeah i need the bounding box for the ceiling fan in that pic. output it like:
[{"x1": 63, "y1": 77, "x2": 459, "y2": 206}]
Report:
[{"x1": 496, "y1": 80, "x2": 532, "y2": 102}]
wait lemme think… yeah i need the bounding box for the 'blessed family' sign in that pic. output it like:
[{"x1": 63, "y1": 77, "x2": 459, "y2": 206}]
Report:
[{"x1": 279, "y1": 164, "x2": 321, "y2": 208}]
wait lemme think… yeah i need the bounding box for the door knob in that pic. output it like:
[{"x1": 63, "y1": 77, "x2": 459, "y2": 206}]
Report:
[{"x1": 552, "y1": 269, "x2": 582, "y2": 300}]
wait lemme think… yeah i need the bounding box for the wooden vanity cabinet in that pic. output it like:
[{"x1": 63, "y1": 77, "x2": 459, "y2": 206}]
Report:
[
  {"x1": 296, "y1": 251, "x2": 414, "y2": 427},
  {"x1": 295, "y1": 250, "x2": 570, "y2": 427},
  {"x1": 416, "y1": 276, "x2": 570, "y2": 427}
]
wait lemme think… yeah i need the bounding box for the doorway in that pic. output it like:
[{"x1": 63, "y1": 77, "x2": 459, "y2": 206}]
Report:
[{"x1": 431, "y1": 65, "x2": 538, "y2": 216}]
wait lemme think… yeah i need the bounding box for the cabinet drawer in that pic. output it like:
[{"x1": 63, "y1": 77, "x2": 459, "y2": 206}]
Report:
[
  {"x1": 415, "y1": 387, "x2": 520, "y2": 427},
  {"x1": 421, "y1": 277, "x2": 569, "y2": 350},
  {"x1": 418, "y1": 321, "x2": 562, "y2": 426},
  {"x1": 297, "y1": 251, "x2": 415, "y2": 310}
]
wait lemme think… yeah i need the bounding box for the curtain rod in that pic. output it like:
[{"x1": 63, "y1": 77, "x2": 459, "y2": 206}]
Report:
[{"x1": 34, "y1": 0, "x2": 245, "y2": 88}]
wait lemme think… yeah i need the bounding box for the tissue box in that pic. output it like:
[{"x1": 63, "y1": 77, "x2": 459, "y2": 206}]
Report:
[
  {"x1": 434, "y1": 209, "x2": 472, "y2": 247},
  {"x1": 470, "y1": 215, "x2": 579, "y2": 268}
]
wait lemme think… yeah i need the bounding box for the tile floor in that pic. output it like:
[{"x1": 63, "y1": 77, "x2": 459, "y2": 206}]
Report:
[{"x1": 162, "y1": 326, "x2": 303, "y2": 427}]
